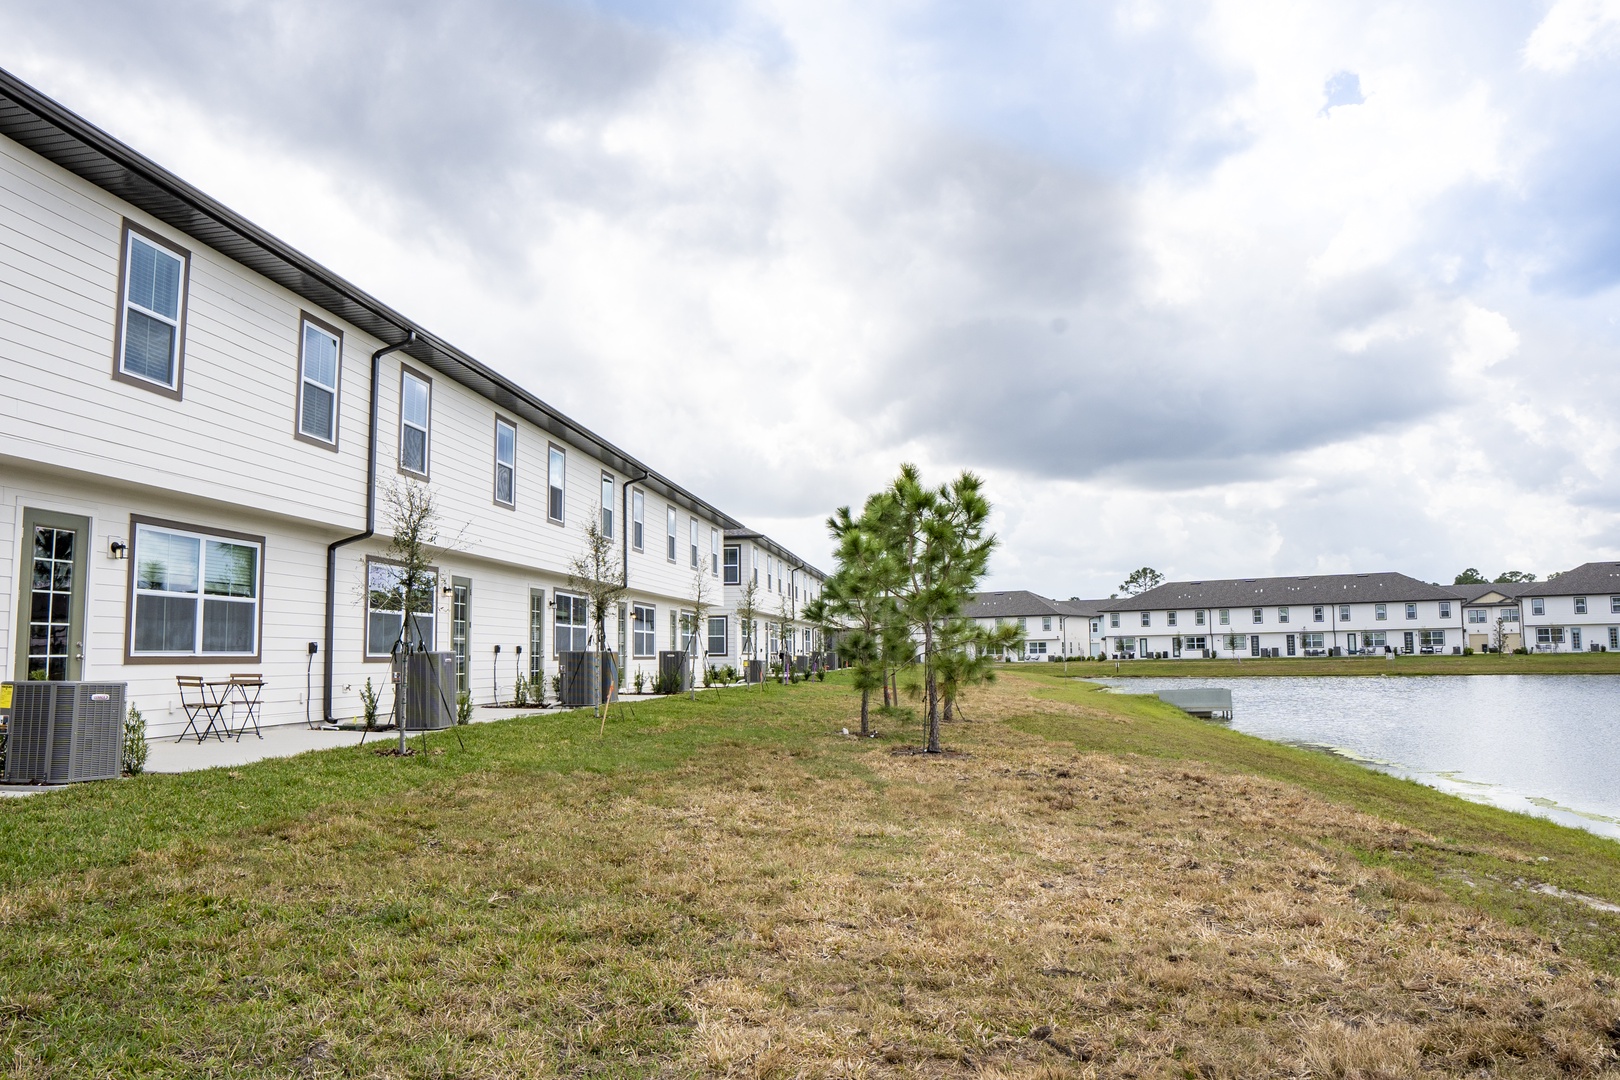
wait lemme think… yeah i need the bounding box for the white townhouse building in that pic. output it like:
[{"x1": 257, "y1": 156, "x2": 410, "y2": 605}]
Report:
[
  {"x1": 1056, "y1": 598, "x2": 1109, "y2": 658},
  {"x1": 714, "y1": 529, "x2": 825, "y2": 676},
  {"x1": 1097, "y1": 573, "x2": 1466, "y2": 660},
  {"x1": 1451, "y1": 584, "x2": 1524, "y2": 652},
  {"x1": 1517, "y1": 563, "x2": 1620, "y2": 653},
  {"x1": 962, "y1": 590, "x2": 1092, "y2": 659},
  {"x1": 0, "y1": 69, "x2": 736, "y2": 736}
]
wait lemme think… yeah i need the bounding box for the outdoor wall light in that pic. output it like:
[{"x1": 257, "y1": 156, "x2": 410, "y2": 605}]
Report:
[
  {"x1": 494, "y1": 644, "x2": 501, "y2": 654},
  {"x1": 109, "y1": 538, "x2": 128, "y2": 560},
  {"x1": 441, "y1": 583, "x2": 453, "y2": 595}
]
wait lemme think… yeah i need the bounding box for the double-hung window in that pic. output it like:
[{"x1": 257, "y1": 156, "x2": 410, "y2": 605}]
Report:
[
  {"x1": 1532, "y1": 598, "x2": 1545, "y2": 616},
  {"x1": 547, "y1": 445, "x2": 566, "y2": 524},
  {"x1": 493, "y1": 418, "x2": 517, "y2": 508},
  {"x1": 1042, "y1": 615, "x2": 1052, "y2": 631},
  {"x1": 1339, "y1": 605, "x2": 1351, "y2": 621},
  {"x1": 1405, "y1": 603, "x2": 1417, "y2": 620},
  {"x1": 632, "y1": 490, "x2": 645, "y2": 551},
  {"x1": 633, "y1": 604, "x2": 656, "y2": 657},
  {"x1": 1218, "y1": 609, "x2": 1230, "y2": 625},
  {"x1": 1375, "y1": 604, "x2": 1388, "y2": 621},
  {"x1": 724, "y1": 545, "x2": 741, "y2": 585},
  {"x1": 1140, "y1": 611, "x2": 1150, "y2": 627},
  {"x1": 708, "y1": 616, "x2": 727, "y2": 656},
  {"x1": 751, "y1": 547, "x2": 759, "y2": 584},
  {"x1": 1195, "y1": 610, "x2": 1206, "y2": 625},
  {"x1": 296, "y1": 316, "x2": 342, "y2": 446},
  {"x1": 1439, "y1": 601, "x2": 1452, "y2": 619},
  {"x1": 129, "y1": 520, "x2": 261, "y2": 658},
  {"x1": 601, "y1": 474, "x2": 615, "y2": 536},
  {"x1": 115, "y1": 224, "x2": 189, "y2": 394},
  {"x1": 554, "y1": 592, "x2": 588, "y2": 653},
  {"x1": 1109, "y1": 613, "x2": 1120, "y2": 628},
  {"x1": 666, "y1": 507, "x2": 678, "y2": 562},
  {"x1": 689, "y1": 519, "x2": 699, "y2": 569},
  {"x1": 399, "y1": 368, "x2": 431, "y2": 477},
  {"x1": 711, "y1": 528, "x2": 720, "y2": 576},
  {"x1": 1312, "y1": 606, "x2": 1324, "y2": 623},
  {"x1": 1252, "y1": 608, "x2": 1263, "y2": 624},
  {"x1": 1468, "y1": 608, "x2": 1487, "y2": 624},
  {"x1": 1575, "y1": 596, "x2": 1588, "y2": 615},
  {"x1": 365, "y1": 558, "x2": 435, "y2": 657},
  {"x1": 1420, "y1": 629, "x2": 1446, "y2": 649},
  {"x1": 1278, "y1": 607, "x2": 1289, "y2": 624},
  {"x1": 1167, "y1": 612, "x2": 1177, "y2": 627}
]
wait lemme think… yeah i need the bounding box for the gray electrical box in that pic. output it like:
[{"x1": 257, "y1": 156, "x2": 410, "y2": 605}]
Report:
[{"x1": 397, "y1": 652, "x2": 457, "y2": 731}]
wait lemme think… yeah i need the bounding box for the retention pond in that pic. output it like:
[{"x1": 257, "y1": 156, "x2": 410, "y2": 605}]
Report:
[{"x1": 1094, "y1": 674, "x2": 1620, "y2": 840}]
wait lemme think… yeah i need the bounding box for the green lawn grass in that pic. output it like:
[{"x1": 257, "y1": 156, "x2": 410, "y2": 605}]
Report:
[
  {"x1": 0, "y1": 674, "x2": 1613, "y2": 1076},
  {"x1": 1010, "y1": 667, "x2": 1620, "y2": 971},
  {"x1": 1027, "y1": 651, "x2": 1620, "y2": 677}
]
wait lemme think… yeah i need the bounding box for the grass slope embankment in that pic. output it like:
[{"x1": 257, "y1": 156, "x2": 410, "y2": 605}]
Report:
[
  {"x1": 0, "y1": 675, "x2": 1613, "y2": 1077},
  {"x1": 1054, "y1": 651, "x2": 1620, "y2": 677}
]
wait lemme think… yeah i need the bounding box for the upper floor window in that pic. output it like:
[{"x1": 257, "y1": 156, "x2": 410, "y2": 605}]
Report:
[
  {"x1": 130, "y1": 519, "x2": 261, "y2": 658},
  {"x1": 1375, "y1": 603, "x2": 1387, "y2": 620},
  {"x1": 1532, "y1": 597, "x2": 1545, "y2": 616},
  {"x1": 493, "y1": 418, "x2": 516, "y2": 508},
  {"x1": 1195, "y1": 610, "x2": 1206, "y2": 625},
  {"x1": 601, "y1": 474, "x2": 615, "y2": 536},
  {"x1": 1312, "y1": 606, "x2": 1324, "y2": 623},
  {"x1": 1167, "y1": 611, "x2": 1178, "y2": 626},
  {"x1": 1278, "y1": 606, "x2": 1289, "y2": 624},
  {"x1": 1611, "y1": 596, "x2": 1620, "y2": 614},
  {"x1": 1439, "y1": 601, "x2": 1451, "y2": 619},
  {"x1": 1218, "y1": 609, "x2": 1230, "y2": 625},
  {"x1": 398, "y1": 368, "x2": 431, "y2": 477},
  {"x1": 1018, "y1": 616, "x2": 1027, "y2": 630},
  {"x1": 752, "y1": 547, "x2": 759, "y2": 584},
  {"x1": 296, "y1": 316, "x2": 342, "y2": 446},
  {"x1": 1042, "y1": 615, "x2": 1052, "y2": 631},
  {"x1": 547, "y1": 445, "x2": 566, "y2": 524},
  {"x1": 1339, "y1": 605, "x2": 1351, "y2": 622},
  {"x1": 1091, "y1": 619, "x2": 1100, "y2": 633},
  {"x1": 666, "y1": 506, "x2": 677, "y2": 562},
  {"x1": 710, "y1": 528, "x2": 720, "y2": 576},
  {"x1": 1574, "y1": 596, "x2": 1588, "y2": 614},
  {"x1": 767, "y1": 557, "x2": 774, "y2": 591},
  {"x1": 690, "y1": 519, "x2": 700, "y2": 569},
  {"x1": 1405, "y1": 603, "x2": 1417, "y2": 620},
  {"x1": 1109, "y1": 613, "x2": 1120, "y2": 628},
  {"x1": 1140, "y1": 611, "x2": 1151, "y2": 627},
  {"x1": 1468, "y1": 608, "x2": 1488, "y2": 624},
  {"x1": 632, "y1": 489, "x2": 645, "y2": 551},
  {"x1": 1505, "y1": 607, "x2": 1520, "y2": 621},
  {"x1": 724, "y1": 545, "x2": 742, "y2": 585},
  {"x1": 1252, "y1": 608, "x2": 1263, "y2": 624},
  {"x1": 115, "y1": 224, "x2": 190, "y2": 395}
]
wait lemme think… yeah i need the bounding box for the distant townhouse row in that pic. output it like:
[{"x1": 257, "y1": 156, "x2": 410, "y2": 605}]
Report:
[
  {"x1": 972, "y1": 562, "x2": 1620, "y2": 662},
  {"x1": 0, "y1": 69, "x2": 816, "y2": 737}
]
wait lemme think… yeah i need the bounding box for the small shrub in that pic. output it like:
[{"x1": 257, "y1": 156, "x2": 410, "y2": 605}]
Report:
[
  {"x1": 633, "y1": 669, "x2": 646, "y2": 694},
  {"x1": 513, "y1": 675, "x2": 529, "y2": 707},
  {"x1": 703, "y1": 665, "x2": 715, "y2": 688},
  {"x1": 815, "y1": 668, "x2": 826, "y2": 681},
  {"x1": 1462, "y1": 646, "x2": 1474, "y2": 656},
  {"x1": 455, "y1": 691, "x2": 473, "y2": 725},
  {"x1": 359, "y1": 678, "x2": 381, "y2": 729},
  {"x1": 122, "y1": 704, "x2": 148, "y2": 776},
  {"x1": 551, "y1": 673, "x2": 562, "y2": 699}
]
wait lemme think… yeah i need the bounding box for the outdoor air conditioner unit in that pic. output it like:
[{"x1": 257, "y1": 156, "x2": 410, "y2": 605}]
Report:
[
  {"x1": 560, "y1": 652, "x2": 619, "y2": 706},
  {"x1": 397, "y1": 651, "x2": 456, "y2": 730},
  {"x1": 4, "y1": 682, "x2": 125, "y2": 784}
]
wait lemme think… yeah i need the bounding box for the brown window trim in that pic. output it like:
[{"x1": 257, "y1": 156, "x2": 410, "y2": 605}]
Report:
[
  {"x1": 546, "y1": 442, "x2": 567, "y2": 526},
  {"x1": 397, "y1": 363, "x2": 433, "y2": 480},
  {"x1": 110, "y1": 219, "x2": 191, "y2": 401},
  {"x1": 122, "y1": 514, "x2": 265, "y2": 665},
  {"x1": 630, "y1": 488, "x2": 645, "y2": 553},
  {"x1": 493, "y1": 415, "x2": 518, "y2": 510},
  {"x1": 666, "y1": 505, "x2": 677, "y2": 564},
  {"x1": 293, "y1": 310, "x2": 344, "y2": 451},
  {"x1": 363, "y1": 554, "x2": 440, "y2": 663}
]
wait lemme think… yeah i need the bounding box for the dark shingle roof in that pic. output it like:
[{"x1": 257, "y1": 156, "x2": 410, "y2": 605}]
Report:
[
  {"x1": 1517, "y1": 562, "x2": 1620, "y2": 597},
  {"x1": 1055, "y1": 598, "x2": 1109, "y2": 617},
  {"x1": 963, "y1": 591, "x2": 1067, "y2": 619},
  {"x1": 1099, "y1": 572, "x2": 1458, "y2": 612},
  {"x1": 1449, "y1": 583, "x2": 1521, "y2": 603}
]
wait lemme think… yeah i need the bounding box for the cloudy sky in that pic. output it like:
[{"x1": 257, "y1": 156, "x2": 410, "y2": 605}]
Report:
[{"x1": 5, "y1": 1, "x2": 1619, "y2": 597}]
